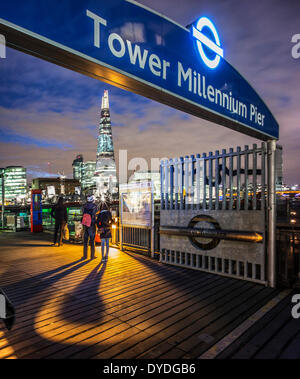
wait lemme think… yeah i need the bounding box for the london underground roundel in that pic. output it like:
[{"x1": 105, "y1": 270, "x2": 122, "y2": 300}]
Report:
[{"x1": 192, "y1": 17, "x2": 224, "y2": 69}]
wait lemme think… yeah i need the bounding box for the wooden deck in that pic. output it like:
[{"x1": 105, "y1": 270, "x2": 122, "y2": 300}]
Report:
[{"x1": 0, "y1": 231, "x2": 299, "y2": 359}]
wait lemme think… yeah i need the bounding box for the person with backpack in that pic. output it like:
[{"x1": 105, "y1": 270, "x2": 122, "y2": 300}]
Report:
[
  {"x1": 81, "y1": 195, "x2": 98, "y2": 260},
  {"x1": 96, "y1": 202, "x2": 113, "y2": 262},
  {"x1": 51, "y1": 197, "x2": 68, "y2": 247}
]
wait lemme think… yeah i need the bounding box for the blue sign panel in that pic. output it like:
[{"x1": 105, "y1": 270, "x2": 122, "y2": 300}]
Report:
[{"x1": 0, "y1": 0, "x2": 279, "y2": 139}]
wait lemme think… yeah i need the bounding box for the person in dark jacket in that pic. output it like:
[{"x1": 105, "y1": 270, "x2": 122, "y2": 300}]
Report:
[
  {"x1": 97, "y1": 202, "x2": 113, "y2": 262},
  {"x1": 82, "y1": 195, "x2": 98, "y2": 260},
  {"x1": 51, "y1": 197, "x2": 68, "y2": 246}
]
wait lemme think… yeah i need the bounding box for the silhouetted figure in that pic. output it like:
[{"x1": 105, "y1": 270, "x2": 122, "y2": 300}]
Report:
[
  {"x1": 82, "y1": 195, "x2": 98, "y2": 260},
  {"x1": 97, "y1": 202, "x2": 113, "y2": 262},
  {"x1": 51, "y1": 197, "x2": 68, "y2": 247}
]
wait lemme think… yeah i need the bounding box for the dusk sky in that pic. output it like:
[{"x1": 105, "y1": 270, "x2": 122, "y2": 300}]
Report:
[{"x1": 0, "y1": 0, "x2": 299, "y2": 184}]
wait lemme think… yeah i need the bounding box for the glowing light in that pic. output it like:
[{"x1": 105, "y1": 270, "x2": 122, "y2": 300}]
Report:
[{"x1": 192, "y1": 17, "x2": 223, "y2": 69}]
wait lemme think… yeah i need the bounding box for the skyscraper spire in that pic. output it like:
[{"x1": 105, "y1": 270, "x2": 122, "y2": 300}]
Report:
[
  {"x1": 94, "y1": 90, "x2": 118, "y2": 198},
  {"x1": 101, "y1": 90, "x2": 109, "y2": 110}
]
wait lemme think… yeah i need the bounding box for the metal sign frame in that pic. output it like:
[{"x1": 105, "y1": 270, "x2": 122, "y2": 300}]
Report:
[
  {"x1": 0, "y1": 0, "x2": 279, "y2": 140},
  {"x1": 119, "y1": 181, "x2": 154, "y2": 256}
]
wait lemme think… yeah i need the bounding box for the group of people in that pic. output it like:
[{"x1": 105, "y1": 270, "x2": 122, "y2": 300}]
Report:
[{"x1": 50, "y1": 195, "x2": 113, "y2": 262}]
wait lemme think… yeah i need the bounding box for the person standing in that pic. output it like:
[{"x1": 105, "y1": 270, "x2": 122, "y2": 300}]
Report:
[
  {"x1": 97, "y1": 202, "x2": 113, "y2": 262},
  {"x1": 51, "y1": 197, "x2": 68, "y2": 247},
  {"x1": 82, "y1": 195, "x2": 98, "y2": 260}
]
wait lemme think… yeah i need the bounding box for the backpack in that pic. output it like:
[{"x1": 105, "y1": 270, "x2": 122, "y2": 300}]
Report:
[
  {"x1": 97, "y1": 210, "x2": 112, "y2": 229},
  {"x1": 82, "y1": 211, "x2": 92, "y2": 227}
]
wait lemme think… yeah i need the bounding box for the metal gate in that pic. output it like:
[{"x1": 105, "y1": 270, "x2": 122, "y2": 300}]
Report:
[{"x1": 160, "y1": 143, "x2": 274, "y2": 285}]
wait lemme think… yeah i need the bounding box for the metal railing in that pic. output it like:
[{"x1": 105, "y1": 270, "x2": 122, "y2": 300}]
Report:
[
  {"x1": 120, "y1": 225, "x2": 151, "y2": 252},
  {"x1": 277, "y1": 225, "x2": 300, "y2": 286},
  {"x1": 161, "y1": 143, "x2": 267, "y2": 211}
]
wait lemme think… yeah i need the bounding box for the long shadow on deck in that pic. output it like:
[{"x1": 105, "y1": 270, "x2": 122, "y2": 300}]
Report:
[
  {"x1": 0, "y1": 258, "x2": 108, "y2": 358},
  {"x1": 119, "y1": 250, "x2": 278, "y2": 359},
  {"x1": 0, "y1": 241, "x2": 279, "y2": 359},
  {"x1": 59, "y1": 261, "x2": 108, "y2": 325}
]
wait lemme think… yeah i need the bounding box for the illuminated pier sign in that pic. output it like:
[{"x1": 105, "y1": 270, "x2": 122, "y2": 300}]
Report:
[{"x1": 0, "y1": 0, "x2": 279, "y2": 140}]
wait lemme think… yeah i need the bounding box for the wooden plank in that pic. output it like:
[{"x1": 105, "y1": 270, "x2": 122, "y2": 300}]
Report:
[
  {"x1": 0, "y1": 232, "x2": 297, "y2": 360},
  {"x1": 122, "y1": 278, "x2": 238, "y2": 330},
  {"x1": 231, "y1": 294, "x2": 294, "y2": 359},
  {"x1": 21, "y1": 320, "x2": 131, "y2": 359},
  {"x1": 175, "y1": 288, "x2": 277, "y2": 358},
  {"x1": 68, "y1": 327, "x2": 151, "y2": 360},
  {"x1": 0, "y1": 267, "x2": 220, "y2": 352},
  {"x1": 254, "y1": 307, "x2": 300, "y2": 358},
  {"x1": 216, "y1": 291, "x2": 292, "y2": 359},
  {"x1": 114, "y1": 282, "x2": 253, "y2": 358},
  {"x1": 136, "y1": 283, "x2": 262, "y2": 359},
  {"x1": 279, "y1": 330, "x2": 300, "y2": 359},
  {"x1": 112, "y1": 275, "x2": 224, "y2": 321}
]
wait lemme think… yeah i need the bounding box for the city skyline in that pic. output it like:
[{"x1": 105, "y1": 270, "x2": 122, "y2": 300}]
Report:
[{"x1": 0, "y1": 0, "x2": 300, "y2": 184}]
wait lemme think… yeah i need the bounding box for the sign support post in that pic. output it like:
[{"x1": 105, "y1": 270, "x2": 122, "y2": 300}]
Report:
[
  {"x1": 267, "y1": 139, "x2": 277, "y2": 288},
  {"x1": 151, "y1": 183, "x2": 155, "y2": 259},
  {"x1": 120, "y1": 194, "x2": 123, "y2": 252}
]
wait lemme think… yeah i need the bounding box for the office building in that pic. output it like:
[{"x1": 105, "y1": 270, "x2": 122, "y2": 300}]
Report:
[
  {"x1": 72, "y1": 154, "x2": 84, "y2": 181},
  {"x1": 81, "y1": 161, "x2": 97, "y2": 191},
  {"x1": 32, "y1": 177, "x2": 80, "y2": 197},
  {"x1": 0, "y1": 166, "x2": 27, "y2": 203}
]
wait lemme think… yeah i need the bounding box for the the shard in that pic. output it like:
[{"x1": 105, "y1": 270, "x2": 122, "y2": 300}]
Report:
[{"x1": 94, "y1": 90, "x2": 118, "y2": 199}]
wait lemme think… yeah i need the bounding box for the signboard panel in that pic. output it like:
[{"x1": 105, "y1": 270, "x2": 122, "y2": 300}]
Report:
[
  {"x1": 47, "y1": 185, "x2": 56, "y2": 197},
  {"x1": 0, "y1": 0, "x2": 279, "y2": 139},
  {"x1": 120, "y1": 181, "x2": 152, "y2": 227}
]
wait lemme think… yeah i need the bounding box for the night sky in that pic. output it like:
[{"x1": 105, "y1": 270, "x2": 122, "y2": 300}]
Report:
[{"x1": 0, "y1": 0, "x2": 299, "y2": 184}]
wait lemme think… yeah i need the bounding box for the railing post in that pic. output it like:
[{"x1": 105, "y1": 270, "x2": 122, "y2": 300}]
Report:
[
  {"x1": 150, "y1": 182, "x2": 155, "y2": 258},
  {"x1": 184, "y1": 156, "x2": 189, "y2": 209},
  {"x1": 160, "y1": 161, "x2": 164, "y2": 210},
  {"x1": 196, "y1": 154, "x2": 201, "y2": 209},
  {"x1": 174, "y1": 158, "x2": 179, "y2": 210},
  {"x1": 164, "y1": 160, "x2": 169, "y2": 210},
  {"x1": 267, "y1": 139, "x2": 277, "y2": 288}
]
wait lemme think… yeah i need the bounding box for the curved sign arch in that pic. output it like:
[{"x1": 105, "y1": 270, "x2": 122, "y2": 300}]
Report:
[{"x1": 0, "y1": 0, "x2": 279, "y2": 140}]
